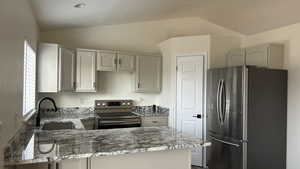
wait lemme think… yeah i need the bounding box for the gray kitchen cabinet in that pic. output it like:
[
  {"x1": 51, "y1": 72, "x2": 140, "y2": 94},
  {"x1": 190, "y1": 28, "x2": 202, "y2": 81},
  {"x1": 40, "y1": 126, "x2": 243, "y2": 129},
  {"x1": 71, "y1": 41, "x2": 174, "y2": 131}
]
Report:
[
  {"x1": 141, "y1": 116, "x2": 168, "y2": 127},
  {"x1": 60, "y1": 48, "x2": 76, "y2": 91},
  {"x1": 38, "y1": 43, "x2": 75, "y2": 93},
  {"x1": 60, "y1": 159, "x2": 88, "y2": 169},
  {"x1": 245, "y1": 43, "x2": 284, "y2": 69},
  {"x1": 226, "y1": 43, "x2": 284, "y2": 69},
  {"x1": 226, "y1": 48, "x2": 246, "y2": 67},
  {"x1": 117, "y1": 52, "x2": 135, "y2": 72},
  {"x1": 97, "y1": 50, "x2": 135, "y2": 72},
  {"x1": 76, "y1": 49, "x2": 97, "y2": 92},
  {"x1": 97, "y1": 50, "x2": 117, "y2": 71},
  {"x1": 14, "y1": 159, "x2": 88, "y2": 169},
  {"x1": 135, "y1": 55, "x2": 161, "y2": 93}
]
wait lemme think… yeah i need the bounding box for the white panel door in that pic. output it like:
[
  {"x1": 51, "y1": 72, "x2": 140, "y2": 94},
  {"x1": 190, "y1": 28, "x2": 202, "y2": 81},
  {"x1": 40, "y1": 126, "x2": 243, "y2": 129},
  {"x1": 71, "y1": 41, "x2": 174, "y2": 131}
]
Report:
[
  {"x1": 177, "y1": 55, "x2": 204, "y2": 166},
  {"x1": 97, "y1": 51, "x2": 116, "y2": 71},
  {"x1": 59, "y1": 48, "x2": 75, "y2": 91},
  {"x1": 117, "y1": 53, "x2": 135, "y2": 72},
  {"x1": 76, "y1": 49, "x2": 97, "y2": 92}
]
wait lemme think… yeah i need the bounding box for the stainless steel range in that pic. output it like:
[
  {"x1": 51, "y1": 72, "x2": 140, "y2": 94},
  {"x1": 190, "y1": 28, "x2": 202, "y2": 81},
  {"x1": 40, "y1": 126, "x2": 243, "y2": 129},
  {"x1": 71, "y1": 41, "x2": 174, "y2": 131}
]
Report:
[{"x1": 95, "y1": 100, "x2": 141, "y2": 129}]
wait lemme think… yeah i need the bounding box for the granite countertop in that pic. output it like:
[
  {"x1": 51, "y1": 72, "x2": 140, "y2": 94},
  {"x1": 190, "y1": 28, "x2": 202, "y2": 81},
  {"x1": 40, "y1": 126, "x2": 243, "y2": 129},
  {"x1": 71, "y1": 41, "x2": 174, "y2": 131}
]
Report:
[
  {"x1": 39, "y1": 108, "x2": 96, "y2": 129},
  {"x1": 4, "y1": 107, "x2": 210, "y2": 166},
  {"x1": 133, "y1": 106, "x2": 169, "y2": 117},
  {"x1": 4, "y1": 127, "x2": 210, "y2": 166}
]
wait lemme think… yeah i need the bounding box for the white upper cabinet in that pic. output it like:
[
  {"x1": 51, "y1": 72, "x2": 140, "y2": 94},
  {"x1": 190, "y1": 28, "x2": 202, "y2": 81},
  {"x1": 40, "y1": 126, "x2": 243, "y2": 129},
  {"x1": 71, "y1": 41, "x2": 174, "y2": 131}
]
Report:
[
  {"x1": 245, "y1": 44, "x2": 284, "y2": 69},
  {"x1": 226, "y1": 48, "x2": 246, "y2": 67},
  {"x1": 117, "y1": 53, "x2": 135, "y2": 72},
  {"x1": 38, "y1": 43, "x2": 75, "y2": 93},
  {"x1": 60, "y1": 48, "x2": 76, "y2": 91},
  {"x1": 226, "y1": 43, "x2": 284, "y2": 69},
  {"x1": 76, "y1": 49, "x2": 97, "y2": 92},
  {"x1": 97, "y1": 50, "x2": 135, "y2": 72},
  {"x1": 97, "y1": 51, "x2": 117, "y2": 71},
  {"x1": 135, "y1": 55, "x2": 161, "y2": 93}
]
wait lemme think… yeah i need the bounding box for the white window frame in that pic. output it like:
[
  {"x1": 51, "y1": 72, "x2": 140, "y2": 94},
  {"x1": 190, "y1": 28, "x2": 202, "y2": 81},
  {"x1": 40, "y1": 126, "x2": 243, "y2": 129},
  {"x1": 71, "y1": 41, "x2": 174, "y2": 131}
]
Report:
[{"x1": 23, "y1": 40, "x2": 36, "y2": 117}]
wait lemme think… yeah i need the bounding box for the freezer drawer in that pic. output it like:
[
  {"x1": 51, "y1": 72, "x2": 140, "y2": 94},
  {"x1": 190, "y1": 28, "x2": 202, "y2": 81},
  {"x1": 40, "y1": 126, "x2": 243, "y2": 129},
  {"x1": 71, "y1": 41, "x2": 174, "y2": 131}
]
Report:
[{"x1": 207, "y1": 135, "x2": 244, "y2": 169}]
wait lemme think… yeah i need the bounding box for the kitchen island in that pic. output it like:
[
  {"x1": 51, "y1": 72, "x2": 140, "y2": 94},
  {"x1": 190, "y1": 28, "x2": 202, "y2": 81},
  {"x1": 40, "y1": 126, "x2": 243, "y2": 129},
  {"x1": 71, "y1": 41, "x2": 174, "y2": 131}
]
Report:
[
  {"x1": 4, "y1": 125, "x2": 210, "y2": 169},
  {"x1": 4, "y1": 107, "x2": 210, "y2": 169}
]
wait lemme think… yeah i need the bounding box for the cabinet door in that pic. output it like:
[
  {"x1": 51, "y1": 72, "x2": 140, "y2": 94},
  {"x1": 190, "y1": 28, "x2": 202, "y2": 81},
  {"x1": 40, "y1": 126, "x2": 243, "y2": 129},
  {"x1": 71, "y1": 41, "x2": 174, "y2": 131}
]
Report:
[
  {"x1": 246, "y1": 45, "x2": 268, "y2": 67},
  {"x1": 97, "y1": 51, "x2": 116, "y2": 71},
  {"x1": 60, "y1": 159, "x2": 87, "y2": 169},
  {"x1": 135, "y1": 56, "x2": 161, "y2": 93},
  {"x1": 76, "y1": 49, "x2": 97, "y2": 92},
  {"x1": 117, "y1": 53, "x2": 135, "y2": 72},
  {"x1": 37, "y1": 43, "x2": 59, "y2": 93},
  {"x1": 226, "y1": 48, "x2": 245, "y2": 67},
  {"x1": 141, "y1": 116, "x2": 168, "y2": 127},
  {"x1": 59, "y1": 48, "x2": 75, "y2": 91}
]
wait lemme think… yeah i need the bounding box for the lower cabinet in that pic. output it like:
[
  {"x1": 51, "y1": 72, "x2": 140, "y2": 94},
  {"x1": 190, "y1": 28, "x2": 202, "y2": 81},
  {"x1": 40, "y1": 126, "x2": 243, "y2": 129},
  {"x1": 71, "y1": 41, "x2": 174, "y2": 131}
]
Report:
[
  {"x1": 141, "y1": 116, "x2": 168, "y2": 127},
  {"x1": 13, "y1": 159, "x2": 87, "y2": 169},
  {"x1": 60, "y1": 159, "x2": 87, "y2": 169}
]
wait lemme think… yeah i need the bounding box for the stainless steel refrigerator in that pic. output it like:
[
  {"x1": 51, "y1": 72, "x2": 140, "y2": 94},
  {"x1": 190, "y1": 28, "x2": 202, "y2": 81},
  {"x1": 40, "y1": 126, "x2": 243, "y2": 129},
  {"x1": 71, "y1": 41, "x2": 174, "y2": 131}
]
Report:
[{"x1": 206, "y1": 66, "x2": 287, "y2": 169}]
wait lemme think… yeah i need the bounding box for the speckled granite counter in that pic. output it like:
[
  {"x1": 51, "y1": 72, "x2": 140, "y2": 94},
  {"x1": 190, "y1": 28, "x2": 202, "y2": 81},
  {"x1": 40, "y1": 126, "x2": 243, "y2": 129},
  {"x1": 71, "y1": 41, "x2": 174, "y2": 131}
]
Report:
[
  {"x1": 133, "y1": 106, "x2": 169, "y2": 117},
  {"x1": 4, "y1": 107, "x2": 210, "y2": 166},
  {"x1": 39, "y1": 108, "x2": 95, "y2": 129},
  {"x1": 4, "y1": 126, "x2": 210, "y2": 166}
]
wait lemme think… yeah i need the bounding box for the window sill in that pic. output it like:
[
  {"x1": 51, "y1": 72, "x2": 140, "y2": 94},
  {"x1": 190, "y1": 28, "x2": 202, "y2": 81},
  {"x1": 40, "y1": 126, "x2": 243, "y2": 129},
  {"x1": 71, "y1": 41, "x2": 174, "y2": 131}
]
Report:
[{"x1": 23, "y1": 109, "x2": 37, "y2": 122}]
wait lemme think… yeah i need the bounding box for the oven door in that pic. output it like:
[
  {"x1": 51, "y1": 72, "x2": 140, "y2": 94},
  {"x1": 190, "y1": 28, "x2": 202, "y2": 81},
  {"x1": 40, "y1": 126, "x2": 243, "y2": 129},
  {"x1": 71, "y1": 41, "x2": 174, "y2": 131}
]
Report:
[{"x1": 98, "y1": 118, "x2": 141, "y2": 129}]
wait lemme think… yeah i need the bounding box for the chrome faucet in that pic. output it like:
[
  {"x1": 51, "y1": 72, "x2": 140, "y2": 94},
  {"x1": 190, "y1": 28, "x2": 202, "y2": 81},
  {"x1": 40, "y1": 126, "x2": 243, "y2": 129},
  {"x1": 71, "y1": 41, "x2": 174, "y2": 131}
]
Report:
[{"x1": 36, "y1": 97, "x2": 58, "y2": 127}]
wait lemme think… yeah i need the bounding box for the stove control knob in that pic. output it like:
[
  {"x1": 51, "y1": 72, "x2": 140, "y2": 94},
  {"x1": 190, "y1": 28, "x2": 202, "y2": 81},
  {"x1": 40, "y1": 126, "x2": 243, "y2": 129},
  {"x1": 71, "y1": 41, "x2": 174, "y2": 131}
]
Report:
[
  {"x1": 122, "y1": 102, "x2": 126, "y2": 105},
  {"x1": 127, "y1": 102, "x2": 131, "y2": 105},
  {"x1": 102, "y1": 103, "x2": 107, "y2": 106}
]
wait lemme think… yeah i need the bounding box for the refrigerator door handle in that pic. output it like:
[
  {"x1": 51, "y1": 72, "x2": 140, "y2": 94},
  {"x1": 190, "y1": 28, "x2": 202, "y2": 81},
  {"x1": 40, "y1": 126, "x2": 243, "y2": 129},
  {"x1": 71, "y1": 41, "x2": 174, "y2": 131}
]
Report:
[
  {"x1": 220, "y1": 79, "x2": 226, "y2": 124},
  {"x1": 219, "y1": 79, "x2": 225, "y2": 124},
  {"x1": 209, "y1": 135, "x2": 240, "y2": 147},
  {"x1": 217, "y1": 80, "x2": 222, "y2": 124}
]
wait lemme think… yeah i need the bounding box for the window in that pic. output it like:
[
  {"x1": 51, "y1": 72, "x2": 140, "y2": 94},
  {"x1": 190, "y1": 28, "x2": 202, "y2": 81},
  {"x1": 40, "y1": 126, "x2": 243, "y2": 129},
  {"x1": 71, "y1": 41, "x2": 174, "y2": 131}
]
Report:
[{"x1": 23, "y1": 40, "x2": 36, "y2": 116}]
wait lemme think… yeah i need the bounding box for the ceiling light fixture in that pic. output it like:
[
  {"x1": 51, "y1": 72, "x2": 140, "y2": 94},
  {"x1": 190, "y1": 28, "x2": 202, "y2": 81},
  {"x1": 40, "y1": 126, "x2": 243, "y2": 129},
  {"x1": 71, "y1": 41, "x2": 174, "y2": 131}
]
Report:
[{"x1": 74, "y1": 3, "x2": 86, "y2": 8}]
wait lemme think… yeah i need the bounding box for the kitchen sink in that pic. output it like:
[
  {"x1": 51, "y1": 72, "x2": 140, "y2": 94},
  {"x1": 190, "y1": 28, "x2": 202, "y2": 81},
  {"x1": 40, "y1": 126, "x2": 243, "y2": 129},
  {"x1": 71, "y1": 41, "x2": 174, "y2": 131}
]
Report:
[
  {"x1": 41, "y1": 121, "x2": 75, "y2": 130},
  {"x1": 81, "y1": 117, "x2": 98, "y2": 130}
]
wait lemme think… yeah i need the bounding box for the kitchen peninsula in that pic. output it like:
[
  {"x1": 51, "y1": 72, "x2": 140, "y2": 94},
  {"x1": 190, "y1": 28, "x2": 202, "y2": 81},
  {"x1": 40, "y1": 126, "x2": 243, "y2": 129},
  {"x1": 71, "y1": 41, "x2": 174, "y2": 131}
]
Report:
[{"x1": 4, "y1": 110, "x2": 210, "y2": 169}]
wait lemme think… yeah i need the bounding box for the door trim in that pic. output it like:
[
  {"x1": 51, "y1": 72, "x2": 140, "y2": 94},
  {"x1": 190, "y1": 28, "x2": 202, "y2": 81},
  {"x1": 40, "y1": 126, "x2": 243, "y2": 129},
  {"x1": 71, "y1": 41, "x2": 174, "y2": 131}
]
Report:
[{"x1": 174, "y1": 53, "x2": 208, "y2": 167}]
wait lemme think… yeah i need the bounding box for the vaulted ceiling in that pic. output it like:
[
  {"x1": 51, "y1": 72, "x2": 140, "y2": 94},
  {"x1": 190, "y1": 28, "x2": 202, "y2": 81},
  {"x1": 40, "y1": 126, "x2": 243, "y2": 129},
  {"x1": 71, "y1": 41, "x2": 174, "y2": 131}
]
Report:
[{"x1": 29, "y1": 0, "x2": 300, "y2": 35}]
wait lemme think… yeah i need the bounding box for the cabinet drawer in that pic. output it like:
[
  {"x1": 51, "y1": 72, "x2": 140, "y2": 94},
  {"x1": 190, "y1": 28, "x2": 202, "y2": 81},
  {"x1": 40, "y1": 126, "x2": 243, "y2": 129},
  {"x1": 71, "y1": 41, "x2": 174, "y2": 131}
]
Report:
[{"x1": 141, "y1": 116, "x2": 168, "y2": 127}]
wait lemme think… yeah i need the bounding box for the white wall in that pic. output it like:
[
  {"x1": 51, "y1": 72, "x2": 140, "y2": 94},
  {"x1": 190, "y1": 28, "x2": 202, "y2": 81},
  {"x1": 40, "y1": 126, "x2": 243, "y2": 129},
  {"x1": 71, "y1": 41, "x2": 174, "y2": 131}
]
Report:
[
  {"x1": 40, "y1": 17, "x2": 243, "y2": 107},
  {"x1": 242, "y1": 23, "x2": 300, "y2": 169},
  {"x1": 158, "y1": 35, "x2": 241, "y2": 128},
  {"x1": 0, "y1": 0, "x2": 39, "y2": 167}
]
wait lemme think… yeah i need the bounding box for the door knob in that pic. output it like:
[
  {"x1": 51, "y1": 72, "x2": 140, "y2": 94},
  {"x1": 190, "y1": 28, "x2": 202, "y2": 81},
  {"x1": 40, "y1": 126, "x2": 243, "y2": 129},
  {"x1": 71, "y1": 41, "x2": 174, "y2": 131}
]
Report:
[{"x1": 193, "y1": 114, "x2": 202, "y2": 119}]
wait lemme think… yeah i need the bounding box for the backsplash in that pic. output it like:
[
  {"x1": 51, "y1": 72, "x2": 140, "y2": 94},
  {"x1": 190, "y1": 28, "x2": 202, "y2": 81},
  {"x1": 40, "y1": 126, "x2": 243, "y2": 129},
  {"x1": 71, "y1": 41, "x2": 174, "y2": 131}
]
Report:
[{"x1": 38, "y1": 72, "x2": 160, "y2": 107}]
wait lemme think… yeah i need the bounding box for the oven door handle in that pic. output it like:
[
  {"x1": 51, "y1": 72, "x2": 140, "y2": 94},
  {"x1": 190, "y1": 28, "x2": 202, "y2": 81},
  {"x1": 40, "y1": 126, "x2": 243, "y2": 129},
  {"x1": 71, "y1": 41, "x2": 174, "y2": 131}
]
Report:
[{"x1": 99, "y1": 120, "x2": 141, "y2": 124}]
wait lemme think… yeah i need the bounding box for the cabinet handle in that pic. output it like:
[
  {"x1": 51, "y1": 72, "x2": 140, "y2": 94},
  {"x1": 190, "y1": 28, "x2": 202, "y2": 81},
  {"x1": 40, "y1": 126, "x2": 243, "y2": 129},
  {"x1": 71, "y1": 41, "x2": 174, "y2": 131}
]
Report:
[
  {"x1": 119, "y1": 59, "x2": 121, "y2": 65},
  {"x1": 114, "y1": 58, "x2": 117, "y2": 65},
  {"x1": 93, "y1": 82, "x2": 96, "y2": 89},
  {"x1": 73, "y1": 82, "x2": 76, "y2": 90},
  {"x1": 138, "y1": 82, "x2": 141, "y2": 88}
]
